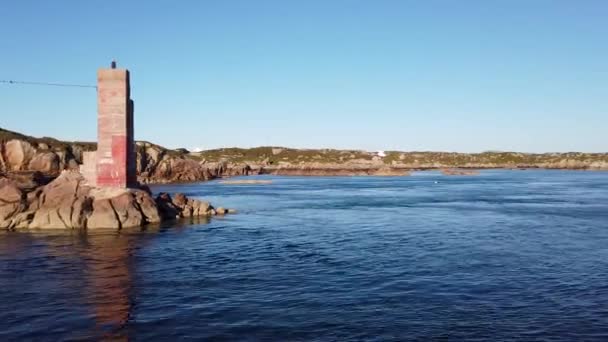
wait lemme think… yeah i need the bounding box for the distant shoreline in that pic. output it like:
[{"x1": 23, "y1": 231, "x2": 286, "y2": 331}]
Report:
[
  {"x1": 143, "y1": 167, "x2": 607, "y2": 186},
  {"x1": 2, "y1": 126, "x2": 607, "y2": 186}
]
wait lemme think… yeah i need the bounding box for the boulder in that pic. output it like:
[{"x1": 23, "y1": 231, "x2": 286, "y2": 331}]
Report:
[
  {"x1": 146, "y1": 146, "x2": 162, "y2": 164},
  {"x1": 134, "y1": 189, "x2": 161, "y2": 223},
  {"x1": 1, "y1": 170, "x2": 232, "y2": 230},
  {"x1": 69, "y1": 145, "x2": 84, "y2": 163},
  {"x1": 110, "y1": 192, "x2": 145, "y2": 228},
  {"x1": 181, "y1": 204, "x2": 194, "y2": 217},
  {"x1": 172, "y1": 193, "x2": 188, "y2": 208},
  {"x1": 87, "y1": 187, "x2": 162, "y2": 229},
  {"x1": 28, "y1": 152, "x2": 61, "y2": 174},
  {"x1": 0, "y1": 178, "x2": 25, "y2": 228},
  {"x1": 28, "y1": 171, "x2": 92, "y2": 229},
  {"x1": 191, "y1": 199, "x2": 211, "y2": 216},
  {"x1": 3, "y1": 139, "x2": 36, "y2": 171},
  {"x1": 136, "y1": 144, "x2": 163, "y2": 176},
  {"x1": 154, "y1": 192, "x2": 222, "y2": 219},
  {"x1": 87, "y1": 199, "x2": 120, "y2": 229},
  {"x1": 155, "y1": 192, "x2": 180, "y2": 220}
]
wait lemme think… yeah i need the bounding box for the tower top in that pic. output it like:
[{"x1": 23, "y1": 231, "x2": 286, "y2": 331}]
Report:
[{"x1": 111, "y1": 60, "x2": 117, "y2": 69}]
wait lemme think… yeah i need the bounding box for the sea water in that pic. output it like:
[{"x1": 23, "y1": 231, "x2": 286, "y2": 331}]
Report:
[{"x1": 1, "y1": 170, "x2": 607, "y2": 340}]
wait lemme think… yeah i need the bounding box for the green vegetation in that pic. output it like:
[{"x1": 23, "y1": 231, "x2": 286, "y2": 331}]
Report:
[
  {"x1": 381, "y1": 151, "x2": 608, "y2": 166},
  {"x1": 194, "y1": 147, "x2": 374, "y2": 164},
  {"x1": 2, "y1": 126, "x2": 607, "y2": 168},
  {"x1": 195, "y1": 147, "x2": 608, "y2": 168}
]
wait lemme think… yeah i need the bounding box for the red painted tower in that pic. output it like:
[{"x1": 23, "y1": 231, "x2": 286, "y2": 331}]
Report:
[{"x1": 95, "y1": 64, "x2": 136, "y2": 188}]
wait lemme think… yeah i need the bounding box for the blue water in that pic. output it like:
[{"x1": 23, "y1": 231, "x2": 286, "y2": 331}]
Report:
[{"x1": 1, "y1": 170, "x2": 608, "y2": 341}]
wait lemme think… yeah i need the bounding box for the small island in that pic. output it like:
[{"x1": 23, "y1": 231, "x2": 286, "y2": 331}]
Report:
[
  {"x1": 1, "y1": 64, "x2": 233, "y2": 231},
  {"x1": 0, "y1": 170, "x2": 232, "y2": 230}
]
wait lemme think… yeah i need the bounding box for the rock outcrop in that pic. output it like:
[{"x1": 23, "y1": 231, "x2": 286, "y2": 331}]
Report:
[
  {"x1": 0, "y1": 128, "x2": 256, "y2": 184},
  {"x1": 0, "y1": 171, "x2": 232, "y2": 230},
  {"x1": 0, "y1": 177, "x2": 26, "y2": 228},
  {"x1": 0, "y1": 128, "x2": 91, "y2": 175},
  {"x1": 28, "y1": 152, "x2": 61, "y2": 173},
  {"x1": 3, "y1": 126, "x2": 608, "y2": 186},
  {"x1": 3, "y1": 139, "x2": 36, "y2": 171},
  {"x1": 134, "y1": 142, "x2": 259, "y2": 184}
]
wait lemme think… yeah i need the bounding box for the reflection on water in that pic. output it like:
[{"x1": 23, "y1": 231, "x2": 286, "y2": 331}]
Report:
[
  {"x1": 80, "y1": 232, "x2": 135, "y2": 339},
  {"x1": 0, "y1": 217, "x2": 209, "y2": 341}
]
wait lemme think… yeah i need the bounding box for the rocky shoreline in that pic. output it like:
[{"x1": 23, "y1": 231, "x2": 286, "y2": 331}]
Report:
[
  {"x1": 2, "y1": 127, "x2": 607, "y2": 186},
  {"x1": 0, "y1": 171, "x2": 233, "y2": 230},
  {"x1": 2, "y1": 126, "x2": 607, "y2": 230}
]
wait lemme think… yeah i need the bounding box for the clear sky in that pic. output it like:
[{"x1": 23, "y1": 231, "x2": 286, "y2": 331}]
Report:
[{"x1": 1, "y1": 0, "x2": 606, "y2": 152}]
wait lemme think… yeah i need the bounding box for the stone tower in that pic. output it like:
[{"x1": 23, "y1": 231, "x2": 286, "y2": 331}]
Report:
[{"x1": 94, "y1": 64, "x2": 136, "y2": 188}]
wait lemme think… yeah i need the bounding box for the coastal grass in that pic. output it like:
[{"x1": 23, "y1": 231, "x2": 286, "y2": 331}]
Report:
[{"x1": 194, "y1": 147, "x2": 375, "y2": 164}]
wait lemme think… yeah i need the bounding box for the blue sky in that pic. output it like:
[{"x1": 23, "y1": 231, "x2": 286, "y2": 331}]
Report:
[{"x1": 1, "y1": 0, "x2": 606, "y2": 152}]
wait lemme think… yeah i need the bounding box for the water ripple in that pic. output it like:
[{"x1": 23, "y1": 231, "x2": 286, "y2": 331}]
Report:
[{"x1": 1, "y1": 170, "x2": 608, "y2": 340}]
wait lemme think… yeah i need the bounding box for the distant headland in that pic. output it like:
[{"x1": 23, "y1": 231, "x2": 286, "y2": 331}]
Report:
[{"x1": 1, "y1": 126, "x2": 606, "y2": 185}]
